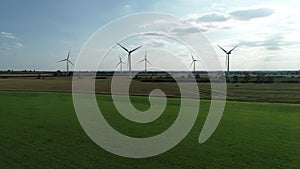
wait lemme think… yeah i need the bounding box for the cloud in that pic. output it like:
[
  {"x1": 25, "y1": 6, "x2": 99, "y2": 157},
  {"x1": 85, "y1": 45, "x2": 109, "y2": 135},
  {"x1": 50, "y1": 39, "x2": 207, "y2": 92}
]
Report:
[
  {"x1": 187, "y1": 7, "x2": 275, "y2": 32},
  {"x1": 193, "y1": 13, "x2": 229, "y2": 23},
  {"x1": 14, "y1": 42, "x2": 23, "y2": 48},
  {"x1": 263, "y1": 55, "x2": 281, "y2": 62},
  {"x1": 0, "y1": 31, "x2": 23, "y2": 50},
  {"x1": 143, "y1": 39, "x2": 169, "y2": 48},
  {"x1": 171, "y1": 26, "x2": 204, "y2": 35},
  {"x1": 1, "y1": 32, "x2": 16, "y2": 39},
  {"x1": 142, "y1": 36, "x2": 171, "y2": 48},
  {"x1": 188, "y1": 7, "x2": 274, "y2": 24},
  {"x1": 143, "y1": 32, "x2": 163, "y2": 36},
  {"x1": 0, "y1": 42, "x2": 24, "y2": 50},
  {"x1": 229, "y1": 7, "x2": 274, "y2": 21},
  {"x1": 238, "y1": 33, "x2": 298, "y2": 50}
]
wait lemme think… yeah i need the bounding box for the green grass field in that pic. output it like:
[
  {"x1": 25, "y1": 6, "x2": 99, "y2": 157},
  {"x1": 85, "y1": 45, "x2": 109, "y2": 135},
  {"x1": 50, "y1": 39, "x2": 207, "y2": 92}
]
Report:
[{"x1": 0, "y1": 91, "x2": 299, "y2": 168}]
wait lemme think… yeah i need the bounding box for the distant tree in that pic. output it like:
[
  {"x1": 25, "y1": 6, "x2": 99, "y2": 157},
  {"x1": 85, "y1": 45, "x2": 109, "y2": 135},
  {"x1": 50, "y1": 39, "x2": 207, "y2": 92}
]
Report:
[
  {"x1": 256, "y1": 74, "x2": 263, "y2": 83},
  {"x1": 54, "y1": 70, "x2": 62, "y2": 77},
  {"x1": 241, "y1": 73, "x2": 250, "y2": 83},
  {"x1": 266, "y1": 76, "x2": 274, "y2": 83},
  {"x1": 232, "y1": 76, "x2": 239, "y2": 83}
]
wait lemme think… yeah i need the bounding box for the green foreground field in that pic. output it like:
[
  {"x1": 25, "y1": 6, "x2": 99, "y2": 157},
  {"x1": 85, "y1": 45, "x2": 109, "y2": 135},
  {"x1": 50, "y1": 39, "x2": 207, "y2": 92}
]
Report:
[{"x1": 0, "y1": 91, "x2": 299, "y2": 168}]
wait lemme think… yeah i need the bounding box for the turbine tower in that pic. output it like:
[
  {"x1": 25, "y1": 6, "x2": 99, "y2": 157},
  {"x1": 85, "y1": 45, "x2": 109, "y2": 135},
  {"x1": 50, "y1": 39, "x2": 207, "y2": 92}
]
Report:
[
  {"x1": 115, "y1": 54, "x2": 126, "y2": 74},
  {"x1": 138, "y1": 50, "x2": 151, "y2": 73},
  {"x1": 217, "y1": 45, "x2": 238, "y2": 76},
  {"x1": 190, "y1": 52, "x2": 200, "y2": 73},
  {"x1": 58, "y1": 50, "x2": 74, "y2": 76},
  {"x1": 117, "y1": 42, "x2": 142, "y2": 77}
]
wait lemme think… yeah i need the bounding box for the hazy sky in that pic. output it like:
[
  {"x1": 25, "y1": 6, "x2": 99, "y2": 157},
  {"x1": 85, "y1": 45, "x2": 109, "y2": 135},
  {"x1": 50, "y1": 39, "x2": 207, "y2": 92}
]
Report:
[{"x1": 0, "y1": 0, "x2": 299, "y2": 71}]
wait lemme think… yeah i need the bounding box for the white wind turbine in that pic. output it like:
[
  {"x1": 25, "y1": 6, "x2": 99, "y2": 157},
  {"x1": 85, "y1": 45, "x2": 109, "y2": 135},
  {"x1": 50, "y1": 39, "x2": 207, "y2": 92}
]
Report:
[
  {"x1": 190, "y1": 52, "x2": 200, "y2": 73},
  {"x1": 217, "y1": 45, "x2": 238, "y2": 76},
  {"x1": 115, "y1": 54, "x2": 126, "y2": 74},
  {"x1": 138, "y1": 50, "x2": 151, "y2": 73},
  {"x1": 58, "y1": 50, "x2": 74, "y2": 76},
  {"x1": 117, "y1": 42, "x2": 142, "y2": 77}
]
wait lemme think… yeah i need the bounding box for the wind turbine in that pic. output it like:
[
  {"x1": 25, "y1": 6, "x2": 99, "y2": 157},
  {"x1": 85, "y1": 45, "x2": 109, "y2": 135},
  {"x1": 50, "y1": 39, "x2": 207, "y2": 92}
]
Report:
[
  {"x1": 190, "y1": 52, "x2": 200, "y2": 73},
  {"x1": 217, "y1": 45, "x2": 238, "y2": 76},
  {"x1": 115, "y1": 54, "x2": 126, "y2": 74},
  {"x1": 117, "y1": 42, "x2": 142, "y2": 77},
  {"x1": 58, "y1": 50, "x2": 74, "y2": 76},
  {"x1": 138, "y1": 50, "x2": 151, "y2": 73}
]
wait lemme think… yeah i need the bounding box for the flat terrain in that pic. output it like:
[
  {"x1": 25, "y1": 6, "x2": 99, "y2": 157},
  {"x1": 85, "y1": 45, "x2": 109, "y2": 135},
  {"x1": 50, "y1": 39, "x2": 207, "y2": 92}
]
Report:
[
  {"x1": 0, "y1": 78, "x2": 299, "y2": 168},
  {"x1": 0, "y1": 91, "x2": 299, "y2": 168},
  {"x1": 0, "y1": 78, "x2": 299, "y2": 103}
]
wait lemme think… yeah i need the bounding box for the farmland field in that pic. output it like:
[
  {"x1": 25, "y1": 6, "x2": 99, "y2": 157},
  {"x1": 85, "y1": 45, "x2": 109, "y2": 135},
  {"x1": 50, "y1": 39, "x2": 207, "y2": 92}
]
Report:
[
  {"x1": 0, "y1": 78, "x2": 299, "y2": 103},
  {"x1": 0, "y1": 90, "x2": 299, "y2": 168}
]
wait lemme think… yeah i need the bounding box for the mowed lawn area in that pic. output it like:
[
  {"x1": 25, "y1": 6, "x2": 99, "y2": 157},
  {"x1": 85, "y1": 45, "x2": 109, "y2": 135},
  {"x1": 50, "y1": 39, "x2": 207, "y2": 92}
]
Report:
[{"x1": 0, "y1": 91, "x2": 299, "y2": 168}]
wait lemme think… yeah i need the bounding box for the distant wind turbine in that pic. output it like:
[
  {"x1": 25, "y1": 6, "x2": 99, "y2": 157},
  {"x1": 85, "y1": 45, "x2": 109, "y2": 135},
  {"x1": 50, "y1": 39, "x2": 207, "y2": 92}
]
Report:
[
  {"x1": 138, "y1": 50, "x2": 151, "y2": 73},
  {"x1": 115, "y1": 54, "x2": 126, "y2": 74},
  {"x1": 217, "y1": 45, "x2": 238, "y2": 76},
  {"x1": 190, "y1": 52, "x2": 200, "y2": 73},
  {"x1": 117, "y1": 42, "x2": 142, "y2": 77},
  {"x1": 58, "y1": 50, "x2": 74, "y2": 76}
]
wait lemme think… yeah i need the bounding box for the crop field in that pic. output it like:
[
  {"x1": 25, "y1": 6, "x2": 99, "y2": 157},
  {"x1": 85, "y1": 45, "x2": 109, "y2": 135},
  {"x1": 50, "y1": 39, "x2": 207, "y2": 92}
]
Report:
[
  {"x1": 0, "y1": 90, "x2": 299, "y2": 168},
  {"x1": 0, "y1": 78, "x2": 299, "y2": 103}
]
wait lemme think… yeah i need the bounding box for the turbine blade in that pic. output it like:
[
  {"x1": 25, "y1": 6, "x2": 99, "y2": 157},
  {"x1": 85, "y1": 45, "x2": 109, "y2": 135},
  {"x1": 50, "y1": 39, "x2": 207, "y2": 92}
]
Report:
[
  {"x1": 123, "y1": 54, "x2": 129, "y2": 62},
  {"x1": 117, "y1": 43, "x2": 129, "y2": 52},
  {"x1": 115, "y1": 62, "x2": 121, "y2": 68},
  {"x1": 189, "y1": 61, "x2": 194, "y2": 68},
  {"x1": 130, "y1": 45, "x2": 142, "y2": 53},
  {"x1": 217, "y1": 45, "x2": 227, "y2": 54},
  {"x1": 229, "y1": 45, "x2": 238, "y2": 53},
  {"x1": 67, "y1": 50, "x2": 70, "y2": 59},
  {"x1": 58, "y1": 59, "x2": 67, "y2": 62},
  {"x1": 137, "y1": 59, "x2": 144, "y2": 64},
  {"x1": 67, "y1": 60, "x2": 74, "y2": 66},
  {"x1": 119, "y1": 54, "x2": 122, "y2": 61},
  {"x1": 146, "y1": 60, "x2": 152, "y2": 65}
]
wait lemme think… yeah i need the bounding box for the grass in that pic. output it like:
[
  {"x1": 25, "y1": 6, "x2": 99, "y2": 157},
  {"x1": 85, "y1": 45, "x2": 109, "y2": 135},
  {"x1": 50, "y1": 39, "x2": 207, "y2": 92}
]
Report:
[{"x1": 0, "y1": 91, "x2": 299, "y2": 168}]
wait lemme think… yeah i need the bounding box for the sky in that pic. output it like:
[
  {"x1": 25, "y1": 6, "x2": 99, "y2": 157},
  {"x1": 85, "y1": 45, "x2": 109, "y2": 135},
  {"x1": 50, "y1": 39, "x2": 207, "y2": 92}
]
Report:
[{"x1": 0, "y1": 0, "x2": 299, "y2": 71}]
